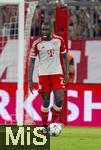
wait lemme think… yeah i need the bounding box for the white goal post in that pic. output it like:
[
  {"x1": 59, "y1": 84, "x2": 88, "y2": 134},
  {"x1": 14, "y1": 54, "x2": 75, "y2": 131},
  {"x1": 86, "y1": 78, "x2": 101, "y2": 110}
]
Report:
[{"x1": 17, "y1": 0, "x2": 24, "y2": 126}]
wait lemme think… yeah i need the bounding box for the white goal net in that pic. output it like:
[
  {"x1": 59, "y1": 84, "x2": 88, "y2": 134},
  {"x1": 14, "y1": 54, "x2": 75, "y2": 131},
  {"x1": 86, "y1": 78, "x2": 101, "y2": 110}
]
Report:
[{"x1": 0, "y1": 0, "x2": 38, "y2": 125}]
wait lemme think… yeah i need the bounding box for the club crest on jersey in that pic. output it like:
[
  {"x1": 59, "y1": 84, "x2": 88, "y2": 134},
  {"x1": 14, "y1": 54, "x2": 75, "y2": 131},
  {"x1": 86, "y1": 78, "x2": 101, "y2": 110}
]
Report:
[{"x1": 48, "y1": 49, "x2": 54, "y2": 57}]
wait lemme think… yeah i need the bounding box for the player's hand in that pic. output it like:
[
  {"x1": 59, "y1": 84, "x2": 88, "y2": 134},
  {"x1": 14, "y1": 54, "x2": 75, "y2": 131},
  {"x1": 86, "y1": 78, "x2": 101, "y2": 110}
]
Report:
[
  {"x1": 29, "y1": 80, "x2": 34, "y2": 94},
  {"x1": 63, "y1": 75, "x2": 69, "y2": 85}
]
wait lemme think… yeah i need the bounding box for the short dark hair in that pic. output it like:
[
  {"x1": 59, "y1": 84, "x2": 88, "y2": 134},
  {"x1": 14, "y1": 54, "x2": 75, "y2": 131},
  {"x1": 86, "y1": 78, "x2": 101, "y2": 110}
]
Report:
[{"x1": 41, "y1": 21, "x2": 51, "y2": 27}]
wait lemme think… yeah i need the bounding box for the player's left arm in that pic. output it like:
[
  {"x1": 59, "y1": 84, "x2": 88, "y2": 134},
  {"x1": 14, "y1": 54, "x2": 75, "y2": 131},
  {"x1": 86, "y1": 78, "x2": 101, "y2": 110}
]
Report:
[
  {"x1": 60, "y1": 37, "x2": 70, "y2": 84},
  {"x1": 62, "y1": 52, "x2": 70, "y2": 85},
  {"x1": 69, "y1": 57, "x2": 74, "y2": 73}
]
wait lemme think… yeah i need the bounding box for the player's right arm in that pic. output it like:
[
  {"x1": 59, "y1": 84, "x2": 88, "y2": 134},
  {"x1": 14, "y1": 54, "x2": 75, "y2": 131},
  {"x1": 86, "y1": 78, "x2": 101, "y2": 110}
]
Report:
[
  {"x1": 28, "y1": 38, "x2": 39, "y2": 93},
  {"x1": 28, "y1": 57, "x2": 36, "y2": 94}
]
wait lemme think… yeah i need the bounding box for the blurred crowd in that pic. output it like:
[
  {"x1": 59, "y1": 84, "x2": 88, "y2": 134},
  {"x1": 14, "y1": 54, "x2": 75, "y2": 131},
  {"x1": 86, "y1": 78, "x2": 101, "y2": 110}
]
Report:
[
  {"x1": 69, "y1": 5, "x2": 101, "y2": 39},
  {"x1": 0, "y1": 0, "x2": 101, "y2": 39},
  {"x1": 31, "y1": 0, "x2": 101, "y2": 39}
]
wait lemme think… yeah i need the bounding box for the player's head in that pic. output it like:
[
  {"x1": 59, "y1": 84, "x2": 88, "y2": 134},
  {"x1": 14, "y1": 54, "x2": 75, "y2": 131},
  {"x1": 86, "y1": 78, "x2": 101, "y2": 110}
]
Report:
[{"x1": 40, "y1": 22, "x2": 52, "y2": 40}]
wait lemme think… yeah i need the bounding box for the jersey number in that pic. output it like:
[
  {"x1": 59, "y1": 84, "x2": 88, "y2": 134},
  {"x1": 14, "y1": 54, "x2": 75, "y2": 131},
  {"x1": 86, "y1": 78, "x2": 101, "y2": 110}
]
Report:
[{"x1": 60, "y1": 77, "x2": 64, "y2": 85}]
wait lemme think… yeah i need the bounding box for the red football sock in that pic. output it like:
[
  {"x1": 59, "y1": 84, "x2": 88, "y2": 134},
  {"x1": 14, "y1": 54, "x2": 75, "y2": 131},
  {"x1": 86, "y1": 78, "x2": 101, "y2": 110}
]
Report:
[
  {"x1": 41, "y1": 110, "x2": 49, "y2": 126},
  {"x1": 51, "y1": 107, "x2": 61, "y2": 123}
]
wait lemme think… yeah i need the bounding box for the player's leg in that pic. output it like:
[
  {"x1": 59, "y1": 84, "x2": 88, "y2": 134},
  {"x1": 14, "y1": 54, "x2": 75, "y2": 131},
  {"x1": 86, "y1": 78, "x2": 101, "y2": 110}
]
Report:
[
  {"x1": 40, "y1": 92, "x2": 51, "y2": 126},
  {"x1": 39, "y1": 75, "x2": 51, "y2": 126},
  {"x1": 50, "y1": 74, "x2": 65, "y2": 123},
  {"x1": 51, "y1": 89, "x2": 64, "y2": 123}
]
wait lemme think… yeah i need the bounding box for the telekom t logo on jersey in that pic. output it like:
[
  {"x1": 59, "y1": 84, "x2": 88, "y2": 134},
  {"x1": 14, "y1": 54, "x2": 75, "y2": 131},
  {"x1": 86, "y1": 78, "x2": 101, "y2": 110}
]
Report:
[{"x1": 48, "y1": 49, "x2": 54, "y2": 57}]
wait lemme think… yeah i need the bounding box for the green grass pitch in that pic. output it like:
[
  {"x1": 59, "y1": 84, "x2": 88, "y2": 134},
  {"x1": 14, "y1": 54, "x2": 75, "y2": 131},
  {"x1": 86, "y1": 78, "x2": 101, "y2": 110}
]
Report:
[{"x1": 50, "y1": 126, "x2": 101, "y2": 150}]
